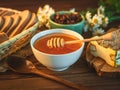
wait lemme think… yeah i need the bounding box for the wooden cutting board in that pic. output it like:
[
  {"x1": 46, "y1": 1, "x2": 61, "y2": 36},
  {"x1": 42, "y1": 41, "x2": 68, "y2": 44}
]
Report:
[
  {"x1": 86, "y1": 39, "x2": 120, "y2": 78},
  {"x1": 85, "y1": 26, "x2": 120, "y2": 78}
]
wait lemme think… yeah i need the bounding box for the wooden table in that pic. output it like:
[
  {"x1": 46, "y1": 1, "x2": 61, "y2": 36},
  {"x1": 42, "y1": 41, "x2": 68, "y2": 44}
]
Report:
[{"x1": 0, "y1": 0, "x2": 120, "y2": 90}]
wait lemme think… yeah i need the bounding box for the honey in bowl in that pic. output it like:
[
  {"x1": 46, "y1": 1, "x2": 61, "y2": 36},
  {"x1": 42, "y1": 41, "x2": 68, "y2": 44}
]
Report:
[{"x1": 34, "y1": 33, "x2": 83, "y2": 54}]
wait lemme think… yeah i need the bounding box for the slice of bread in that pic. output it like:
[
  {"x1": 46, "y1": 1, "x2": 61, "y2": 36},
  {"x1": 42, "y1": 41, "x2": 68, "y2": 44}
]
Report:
[
  {"x1": 0, "y1": 10, "x2": 6, "y2": 15},
  {"x1": 1, "y1": 11, "x2": 9, "y2": 16},
  {"x1": 0, "y1": 17, "x2": 4, "y2": 29},
  {"x1": 0, "y1": 32, "x2": 9, "y2": 44},
  {"x1": 0, "y1": 16, "x2": 13, "y2": 33},
  {"x1": 6, "y1": 14, "x2": 21, "y2": 36},
  {"x1": 1, "y1": 11, "x2": 15, "y2": 16},
  {"x1": 9, "y1": 10, "x2": 32, "y2": 38},
  {"x1": 23, "y1": 13, "x2": 38, "y2": 31}
]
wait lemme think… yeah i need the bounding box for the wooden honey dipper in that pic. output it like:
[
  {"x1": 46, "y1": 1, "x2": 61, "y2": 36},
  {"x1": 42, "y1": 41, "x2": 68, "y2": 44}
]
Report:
[{"x1": 47, "y1": 32, "x2": 113, "y2": 48}]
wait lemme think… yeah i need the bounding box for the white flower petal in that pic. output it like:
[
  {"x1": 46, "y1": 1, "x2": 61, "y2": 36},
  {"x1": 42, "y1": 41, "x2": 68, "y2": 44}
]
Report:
[
  {"x1": 69, "y1": 8, "x2": 75, "y2": 12},
  {"x1": 97, "y1": 6, "x2": 105, "y2": 15},
  {"x1": 92, "y1": 14, "x2": 102, "y2": 25},
  {"x1": 86, "y1": 11, "x2": 92, "y2": 22},
  {"x1": 92, "y1": 28, "x2": 105, "y2": 36},
  {"x1": 37, "y1": 5, "x2": 55, "y2": 27}
]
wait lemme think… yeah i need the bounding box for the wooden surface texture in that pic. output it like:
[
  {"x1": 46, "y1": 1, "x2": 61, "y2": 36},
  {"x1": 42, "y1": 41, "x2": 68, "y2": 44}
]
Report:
[{"x1": 0, "y1": 0, "x2": 120, "y2": 90}]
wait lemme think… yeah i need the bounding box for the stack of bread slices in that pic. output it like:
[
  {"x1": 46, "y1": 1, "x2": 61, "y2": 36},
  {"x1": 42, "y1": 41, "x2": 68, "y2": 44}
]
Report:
[{"x1": 0, "y1": 9, "x2": 38, "y2": 44}]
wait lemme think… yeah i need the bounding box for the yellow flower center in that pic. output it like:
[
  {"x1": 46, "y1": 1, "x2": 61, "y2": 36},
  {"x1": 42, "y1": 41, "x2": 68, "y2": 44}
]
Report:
[{"x1": 93, "y1": 18, "x2": 98, "y2": 24}]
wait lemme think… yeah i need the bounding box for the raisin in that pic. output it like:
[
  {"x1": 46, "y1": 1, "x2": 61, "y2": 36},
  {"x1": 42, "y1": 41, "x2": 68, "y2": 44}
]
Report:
[{"x1": 52, "y1": 12, "x2": 82, "y2": 24}]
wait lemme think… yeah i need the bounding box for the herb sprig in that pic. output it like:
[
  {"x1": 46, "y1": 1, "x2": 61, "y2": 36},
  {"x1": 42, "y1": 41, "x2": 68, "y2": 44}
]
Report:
[{"x1": 99, "y1": 0, "x2": 120, "y2": 22}]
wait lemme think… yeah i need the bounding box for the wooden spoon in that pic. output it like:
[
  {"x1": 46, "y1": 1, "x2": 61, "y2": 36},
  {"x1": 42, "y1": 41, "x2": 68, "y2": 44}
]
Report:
[
  {"x1": 6, "y1": 55, "x2": 91, "y2": 90},
  {"x1": 47, "y1": 32, "x2": 113, "y2": 48}
]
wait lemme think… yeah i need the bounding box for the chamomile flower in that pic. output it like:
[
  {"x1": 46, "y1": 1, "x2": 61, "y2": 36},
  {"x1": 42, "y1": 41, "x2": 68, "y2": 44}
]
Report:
[
  {"x1": 98, "y1": 14, "x2": 105, "y2": 19},
  {"x1": 102, "y1": 17, "x2": 109, "y2": 27},
  {"x1": 37, "y1": 5, "x2": 55, "y2": 28},
  {"x1": 43, "y1": 5, "x2": 50, "y2": 13},
  {"x1": 92, "y1": 14, "x2": 102, "y2": 26},
  {"x1": 92, "y1": 28, "x2": 105, "y2": 36},
  {"x1": 83, "y1": 5, "x2": 109, "y2": 36}
]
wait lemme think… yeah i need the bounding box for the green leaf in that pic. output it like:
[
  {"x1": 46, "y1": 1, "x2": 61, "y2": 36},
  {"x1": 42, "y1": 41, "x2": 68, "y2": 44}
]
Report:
[{"x1": 99, "y1": 0, "x2": 120, "y2": 22}]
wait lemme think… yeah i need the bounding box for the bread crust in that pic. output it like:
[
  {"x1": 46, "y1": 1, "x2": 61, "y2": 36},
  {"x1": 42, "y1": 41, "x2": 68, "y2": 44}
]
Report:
[
  {"x1": 23, "y1": 13, "x2": 38, "y2": 31},
  {"x1": 0, "y1": 16, "x2": 13, "y2": 33},
  {"x1": 0, "y1": 10, "x2": 6, "y2": 15},
  {"x1": 6, "y1": 14, "x2": 21, "y2": 36},
  {"x1": 0, "y1": 17, "x2": 4, "y2": 29},
  {"x1": 0, "y1": 9, "x2": 38, "y2": 39},
  {"x1": 0, "y1": 32, "x2": 9, "y2": 44},
  {"x1": 9, "y1": 10, "x2": 32, "y2": 38}
]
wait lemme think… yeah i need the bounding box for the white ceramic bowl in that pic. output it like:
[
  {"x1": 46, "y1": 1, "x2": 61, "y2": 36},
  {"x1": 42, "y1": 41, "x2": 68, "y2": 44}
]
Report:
[{"x1": 30, "y1": 29, "x2": 84, "y2": 71}]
